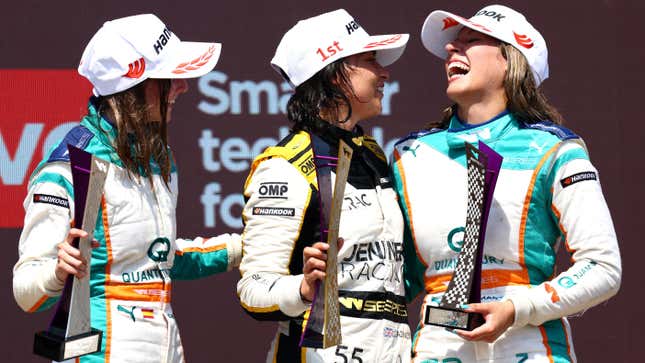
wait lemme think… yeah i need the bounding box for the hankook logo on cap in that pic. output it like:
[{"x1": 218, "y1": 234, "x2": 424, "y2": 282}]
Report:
[
  {"x1": 153, "y1": 27, "x2": 173, "y2": 55},
  {"x1": 345, "y1": 20, "x2": 360, "y2": 34},
  {"x1": 475, "y1": 10, "x2": 506, "y2": 22}
]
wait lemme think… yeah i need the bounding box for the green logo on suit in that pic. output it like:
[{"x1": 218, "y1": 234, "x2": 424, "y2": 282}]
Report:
[
  {"x1": 447, "y1": 227, "x2": 465, "y2": 252},
  {"x1": 147, "y1": 237, "x2": 170, "y2": 262}
]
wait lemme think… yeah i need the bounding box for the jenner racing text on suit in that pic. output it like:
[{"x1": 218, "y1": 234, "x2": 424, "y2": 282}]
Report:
[{"x1": 238, "y1": 126, "x2": 411, "y2": 362}]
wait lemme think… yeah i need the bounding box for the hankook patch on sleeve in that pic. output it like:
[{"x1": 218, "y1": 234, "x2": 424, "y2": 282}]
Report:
[
  {"x1": 33, "y1": 194, "x2": 70, "y2": 209},
  {"x1": 560, "y1": 171, "x2": 597, "y2": 188}
]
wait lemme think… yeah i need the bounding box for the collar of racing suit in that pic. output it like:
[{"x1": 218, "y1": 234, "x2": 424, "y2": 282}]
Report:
[
  {"x1": 312, "y1": 123, "x2": 390, "y2": 189},
  {"x1": 85, "y1": 97, "x2": 119, "y2": 144},
  {"x1": 445, "y1": 109, "x2": 518, "y2": 150},
  {"x1": 315, "y1": 123, "x2": 365, "y2": 150}
]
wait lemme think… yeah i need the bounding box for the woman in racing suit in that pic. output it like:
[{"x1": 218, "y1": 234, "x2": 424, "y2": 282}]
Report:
[
  {"x1": 237, "y1": 9, "x2": 411, "y2": 363},
  {"x1": 13, "y1": 14, "x2": 241, "y2": 362},
  {"x1": 392, "y1": 5, "x2": 621, "y2": 362}
]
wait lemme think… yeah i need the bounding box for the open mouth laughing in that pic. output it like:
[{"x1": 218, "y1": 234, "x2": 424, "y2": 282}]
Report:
[{"x1": 447, "y1": 61, "x2": 470, "y2": 81}]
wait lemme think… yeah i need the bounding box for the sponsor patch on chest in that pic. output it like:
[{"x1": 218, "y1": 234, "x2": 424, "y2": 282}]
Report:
[
  {"x1": 252, "y1": 207, "x2": 295, "y2": 216},
  {"x1": 258, "y1": 182, "x2": 288, "y2": 199}
]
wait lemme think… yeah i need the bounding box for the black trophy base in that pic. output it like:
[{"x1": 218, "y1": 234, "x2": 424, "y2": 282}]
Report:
[
  {"x1": 424, "y1": 305, "x2": 484, "y2": 331},
  {"x1": 34, "y1": 328, "x2": 102, "y2": 361}
]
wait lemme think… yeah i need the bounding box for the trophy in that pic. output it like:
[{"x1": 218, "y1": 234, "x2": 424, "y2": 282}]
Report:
[
  {"x1": 33, "y1": 145, "x2": 108, "y2": 361},
  {"x1": 300, "y1": 139, "x2": 353, "y2": 348},
  {"x1": 424, "y1": 141, "x2": 502, "y2": 330}
]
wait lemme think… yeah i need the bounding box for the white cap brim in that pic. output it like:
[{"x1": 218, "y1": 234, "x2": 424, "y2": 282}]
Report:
[
  {"x1": 273, "y1": 33, "x2": 408, "y2": 88},
  {"x1": 421, "y1": 10, "x2": 486, "y2": 60},
  {"x1": 152, "y1": 41, "x2": 222, "y2": 79},
  {"x1": 421, "y1": 9, "x2": 548, "y2": 85},
  {"x1": 363, "y1": 33, "x2": 410, "y2": 67}
]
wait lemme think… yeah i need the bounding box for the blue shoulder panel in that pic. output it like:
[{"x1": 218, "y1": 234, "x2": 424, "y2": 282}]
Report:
[
  {"x1": 394, "y1": 128, "x2": 444, "y2": 147},
  {"x1": 520, "y1": 121, "x2": 579, "y2": 140},
  {"x1": 47, "y1": 125, "x2": 94, "y2": 163}
]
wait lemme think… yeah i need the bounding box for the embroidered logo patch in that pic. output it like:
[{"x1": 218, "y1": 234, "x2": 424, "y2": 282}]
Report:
[
  {"x1": 258, "y1": 182, "x2": 288, "y2": 199},
  {"x1": 33, "y1": 194, "x2": 69, "y2": 209},
  {"x1": 560, "y1": 171, "x2": 597, "y2": 188},
  {"x1": 147, "y1": 237, "x2": 171, "y2": 262},
  {"x1": 252, "y1": 207, "x2": 295, "y2": 216}
]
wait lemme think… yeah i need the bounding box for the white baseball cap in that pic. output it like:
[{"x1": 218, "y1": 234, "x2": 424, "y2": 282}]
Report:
[
  {"x1": 271, "y1": 9, "x2": 409, "y2": 87},
  {"x1": 421, "y1": 4, "x2": 548, "y2": 85},
  {"x1": 78, "y1": 14, "x2": 222, "y2": 96}
]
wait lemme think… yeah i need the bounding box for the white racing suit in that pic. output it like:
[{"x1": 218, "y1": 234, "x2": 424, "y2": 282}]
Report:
[
  {"x1": 392, "y1": 111, "x2": 621, "y2": 363},
  {"x1": 238, "y1": 126, "x2": 411, "y2": 362},
  {"x1": 13, "y1": 99, "x2": 242, "y2": 363}
]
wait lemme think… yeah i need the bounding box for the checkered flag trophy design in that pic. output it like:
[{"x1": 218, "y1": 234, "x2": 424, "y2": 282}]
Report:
[
  {"x1": 300, "y1": 140, "x2": 353, "y2": 348},
  {"x1": 424, "y1": 141, "x2": 503, "y2": 330},
  {"x1": 34, "y1": 145, "x2": 109, "y2": 360}
]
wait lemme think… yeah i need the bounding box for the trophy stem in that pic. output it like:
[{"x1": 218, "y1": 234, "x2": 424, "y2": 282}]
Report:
[
  {"x1": 424, "y1": 142, "x2": 503, "y2": 331},
  {"x1": 300, "y1": 137, "x2": 352, "y2": 348},
  {"x1": 33, "y1": 146, "x2": 108, "y2": 361}
]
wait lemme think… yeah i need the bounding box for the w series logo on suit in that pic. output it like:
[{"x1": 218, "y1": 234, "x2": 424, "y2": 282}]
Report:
[{"x1": 258, "y1": 182, "x2": 288, "y2": 199}]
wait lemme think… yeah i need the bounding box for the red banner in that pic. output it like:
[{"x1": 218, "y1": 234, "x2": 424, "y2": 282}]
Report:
[{"x1": 0, "y1": 70, "x2": 92, "y2": 227}]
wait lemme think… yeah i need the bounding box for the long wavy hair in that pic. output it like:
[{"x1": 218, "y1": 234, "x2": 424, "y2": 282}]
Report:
[
  {"x1": 96, "y1": 79, "x2": 172, "y2": 187},
  {"x1": 427, "y1": 42, "x2": 563, "y2": 130},
  {"x1": 285, "y1": 58, "x2": 356, "y2": 134}
]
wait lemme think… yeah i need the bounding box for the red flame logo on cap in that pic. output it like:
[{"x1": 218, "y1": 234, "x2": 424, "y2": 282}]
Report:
[
  {"x1": 442, "y1": 17, "x2": 459, "y2": 30},
  {"x1": 124, "y1": 58, "x2": 146, "y2": 79},
  {"x1": 513, "y1": 32, "x2": 534, "y2": 49}
]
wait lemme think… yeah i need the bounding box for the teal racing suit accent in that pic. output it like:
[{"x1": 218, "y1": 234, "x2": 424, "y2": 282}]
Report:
[
  {"x1": 13, "y1": 98, "x2": 242, "y2": 363},
  {"x1": 392, "y1": 111, "x2": 621, "y2": 363}
]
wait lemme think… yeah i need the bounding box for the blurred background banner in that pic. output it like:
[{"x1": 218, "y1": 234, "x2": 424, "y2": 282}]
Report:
[{"x1": 1, "y1": 1, "x2": 641, "y2": 361}]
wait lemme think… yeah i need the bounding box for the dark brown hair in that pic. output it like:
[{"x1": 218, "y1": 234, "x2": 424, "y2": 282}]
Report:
[
  {"x1": 427, "y1": 42, "x2": 564, "y2": 130},
  {"x1": 97, "y1": 79, "x2": 172, "y2": 187},
  {"x1": 285, "y1": 58, "x2": 356, "y2": 134}
]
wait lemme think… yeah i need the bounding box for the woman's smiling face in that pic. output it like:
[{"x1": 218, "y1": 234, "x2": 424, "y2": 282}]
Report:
[{"x1": 443, "y1": 27, "x2": 507, "y2": 106}]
